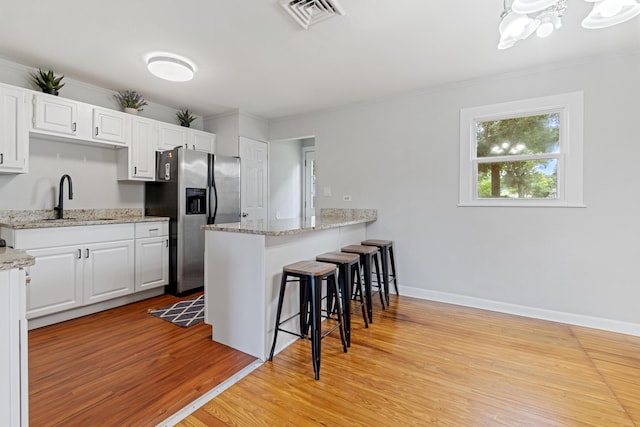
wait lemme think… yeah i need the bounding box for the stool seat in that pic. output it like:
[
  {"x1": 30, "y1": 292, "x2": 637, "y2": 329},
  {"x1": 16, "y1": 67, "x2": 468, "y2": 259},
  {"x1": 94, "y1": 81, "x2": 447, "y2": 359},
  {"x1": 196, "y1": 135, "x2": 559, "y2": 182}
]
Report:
[
  {"x1": 361, "y1": 239, "x2": 392, "y2": 247},
  {"x1": 341, "y1": 244, "x2": 378, "y2": 255},
  {"x1": 316, "y1": 251, "x2": 360, "y2": 263},
  {"x1": 284, "y1": 260, "x2": 337, "y2": 276}
]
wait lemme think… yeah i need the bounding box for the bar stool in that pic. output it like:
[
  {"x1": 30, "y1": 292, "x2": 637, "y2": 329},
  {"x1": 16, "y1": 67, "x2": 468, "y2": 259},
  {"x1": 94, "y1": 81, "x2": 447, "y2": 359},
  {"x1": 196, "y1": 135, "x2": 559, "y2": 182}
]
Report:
[
  {"x1": 341, "y1": 245, "x2": 384, "y2": 323},
  {"x1": 362, "y1": 239, "x2": 399, "y2": 306},
  {"x1": 316, "y1": 252, "x2": 369, "y2": 347},
  {"x1": 268, "y1": 260, "x2": 347, "y2": 380}
]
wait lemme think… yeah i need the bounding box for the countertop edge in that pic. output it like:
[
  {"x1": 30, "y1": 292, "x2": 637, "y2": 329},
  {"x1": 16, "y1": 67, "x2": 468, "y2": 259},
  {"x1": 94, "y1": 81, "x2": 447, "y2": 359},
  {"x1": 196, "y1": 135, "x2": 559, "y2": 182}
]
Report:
[
  {"x1": 0, "y1": 248, "x2": 35, "y2": 271},
  {"x1": 0, "y1": 216, "x2": 170, "y2": 230},
  {"x1": 202, "y1": 217, "x2": 375, "y2": 236}
]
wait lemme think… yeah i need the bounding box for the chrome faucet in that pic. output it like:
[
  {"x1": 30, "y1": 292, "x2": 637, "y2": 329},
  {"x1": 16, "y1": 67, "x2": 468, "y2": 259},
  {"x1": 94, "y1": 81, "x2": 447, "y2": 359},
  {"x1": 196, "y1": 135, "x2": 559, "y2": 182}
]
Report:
[{"x1": 54, "y1": 174, "x2": 73, "y2": 219}]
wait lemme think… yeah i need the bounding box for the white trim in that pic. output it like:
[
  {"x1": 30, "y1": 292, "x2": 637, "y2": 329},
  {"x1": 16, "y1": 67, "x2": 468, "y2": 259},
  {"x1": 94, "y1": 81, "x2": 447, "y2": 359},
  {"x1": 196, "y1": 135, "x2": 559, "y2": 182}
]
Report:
[
  {"x1": 156, "y1": 359, "x2": 264, "y2": 427},
  {"x1": 400, "y1": 285, "x2": 640, "y2": 337},
  {"x1": 459, "y1": 91, "x2": 584, "y2": 207}
]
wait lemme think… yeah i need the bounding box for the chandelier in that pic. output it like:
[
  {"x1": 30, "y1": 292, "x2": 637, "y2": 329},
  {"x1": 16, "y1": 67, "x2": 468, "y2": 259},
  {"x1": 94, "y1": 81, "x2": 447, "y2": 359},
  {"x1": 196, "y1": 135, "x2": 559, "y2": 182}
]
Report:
[{"x1": 498, "y1": 0, "x2": 640, "y2": 49}]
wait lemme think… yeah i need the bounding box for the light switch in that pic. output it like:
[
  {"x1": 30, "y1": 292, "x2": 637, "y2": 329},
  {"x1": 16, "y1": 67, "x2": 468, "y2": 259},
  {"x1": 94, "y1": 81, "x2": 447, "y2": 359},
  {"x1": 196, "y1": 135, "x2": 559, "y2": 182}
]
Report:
[{"x1": 323, "y1": 187, "x2": 332, "y2": 197}]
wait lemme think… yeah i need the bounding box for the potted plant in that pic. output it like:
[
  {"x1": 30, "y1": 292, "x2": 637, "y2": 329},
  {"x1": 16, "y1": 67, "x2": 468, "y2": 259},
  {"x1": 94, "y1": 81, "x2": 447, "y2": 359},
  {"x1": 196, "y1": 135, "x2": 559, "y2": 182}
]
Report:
[
  {"x1": 114, "y1": 90, "x2": 148, "y2": 114},
  {"x1": 31, "y1": 68, "x2": 65, "y2": 95},
  {"x1": 176, "y1": 109, "x2": 196, "y2": 127}
]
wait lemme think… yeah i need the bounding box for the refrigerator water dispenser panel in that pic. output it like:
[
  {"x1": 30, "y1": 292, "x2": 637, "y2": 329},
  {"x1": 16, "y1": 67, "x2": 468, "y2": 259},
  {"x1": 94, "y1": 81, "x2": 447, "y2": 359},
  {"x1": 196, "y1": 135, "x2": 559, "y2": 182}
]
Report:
[{"x1": 186, "y1": 188, "x2": 206, "y2": 214}]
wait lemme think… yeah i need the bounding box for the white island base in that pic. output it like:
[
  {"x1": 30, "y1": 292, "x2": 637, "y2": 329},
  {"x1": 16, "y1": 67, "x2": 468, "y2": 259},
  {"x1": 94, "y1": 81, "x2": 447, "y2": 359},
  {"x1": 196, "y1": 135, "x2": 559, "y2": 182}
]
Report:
[{"x1": 204, "y1": 220, "x2": 369, "y2": 360}]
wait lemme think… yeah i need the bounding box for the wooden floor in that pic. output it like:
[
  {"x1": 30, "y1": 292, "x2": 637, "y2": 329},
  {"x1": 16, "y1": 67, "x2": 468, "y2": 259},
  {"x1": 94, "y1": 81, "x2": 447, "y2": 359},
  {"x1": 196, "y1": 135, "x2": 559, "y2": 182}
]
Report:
[
  {"x1": 28, "y1": 293, "x2": 256, "y2": 427},
  {"x1": 178, "y1": 295, "x2": 640, "y2": 427}
]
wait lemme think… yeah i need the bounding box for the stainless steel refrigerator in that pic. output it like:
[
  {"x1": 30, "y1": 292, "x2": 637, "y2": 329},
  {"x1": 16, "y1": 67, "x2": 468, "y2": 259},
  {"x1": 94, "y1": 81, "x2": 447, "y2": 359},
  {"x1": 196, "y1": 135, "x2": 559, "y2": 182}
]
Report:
[{"x1": 144, "y1": 147, "x2": 241, "y2": 295}]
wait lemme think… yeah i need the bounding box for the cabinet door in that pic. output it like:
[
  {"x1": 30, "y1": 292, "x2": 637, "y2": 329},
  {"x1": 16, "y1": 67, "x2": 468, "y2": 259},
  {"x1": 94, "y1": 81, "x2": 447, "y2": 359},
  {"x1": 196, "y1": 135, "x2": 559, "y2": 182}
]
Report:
[
  {"x1": 0, "y1": 269, "x2": 27, "y2": 426},
  {"x1": 25, "y1": 245, "x2": 83, "y2": 319},
  {"x1": 0, "y1": 86, "x2": 28, "y2": 173},
  {"x1": 92, "y1": 107, "x2": 129, "y2": 146},
  {"x1": 189, "y1": 129, "x2": 216, "y2": 153},
  {"x1": 135, "y1": 236, "x2": 169, "y2": 291},
  {"x1": 32, "y1": 93, "x2": 78, "y2": 136},
  {"x1": 157, "y1": 123, "x2": 187, "y2": 151},
  {"x1": 131, "y1": 117, "x2": 156, "y2": 180},
  {"x1": 84, "y1": 240, "x2": 134, "y2": 304}
]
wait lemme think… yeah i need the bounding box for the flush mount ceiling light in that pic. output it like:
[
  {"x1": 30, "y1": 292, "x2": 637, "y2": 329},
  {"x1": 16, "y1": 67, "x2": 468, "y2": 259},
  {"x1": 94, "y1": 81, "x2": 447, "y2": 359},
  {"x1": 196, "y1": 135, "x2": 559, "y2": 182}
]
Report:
[
  {"x1": 497, "y1": 0, "x2": 567, "y2": 49},
  {"x1": 280, "y1": 0, "x2": 346, "y2": 30},
  {"x1": 498, "y1": 0, "x2": 640, "y2": 49},
  {"x1": 146, "y1": 55, "x2": 195, "y2": 82},
  {"x1": 582, "y1": 0, "x2": 640, "y2": 28}
]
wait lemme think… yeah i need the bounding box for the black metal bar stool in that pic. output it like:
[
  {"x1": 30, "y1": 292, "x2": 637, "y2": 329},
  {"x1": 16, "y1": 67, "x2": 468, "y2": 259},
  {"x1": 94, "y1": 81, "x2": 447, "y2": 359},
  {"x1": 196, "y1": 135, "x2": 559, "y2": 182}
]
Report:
[
  {"x1": 268, "y1": 260, "x2": 347, "y2": 380},
  {"x1": 341, "y1": 245, "x2": 384, "y2": 323},
  {"x1": 316, "y1": 251, "x2": 369, "y2": 347},
  {"x1": 362, "y1": 239, "x2": 399, "y2": 306}
]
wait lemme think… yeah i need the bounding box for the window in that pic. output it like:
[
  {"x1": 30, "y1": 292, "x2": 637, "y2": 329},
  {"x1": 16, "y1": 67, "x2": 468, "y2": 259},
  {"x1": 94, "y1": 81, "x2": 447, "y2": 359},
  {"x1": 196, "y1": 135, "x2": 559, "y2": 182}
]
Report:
[{"x1": 459, "y1": 92, "x2": 584, "y2": 207}]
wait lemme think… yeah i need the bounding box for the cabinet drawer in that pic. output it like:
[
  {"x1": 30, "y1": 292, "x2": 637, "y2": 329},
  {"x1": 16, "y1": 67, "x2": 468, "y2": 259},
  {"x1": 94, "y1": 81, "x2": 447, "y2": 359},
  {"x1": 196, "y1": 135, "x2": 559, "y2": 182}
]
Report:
[{"x1": 135, "y1": 221, "x2": 168, "y2": 238}]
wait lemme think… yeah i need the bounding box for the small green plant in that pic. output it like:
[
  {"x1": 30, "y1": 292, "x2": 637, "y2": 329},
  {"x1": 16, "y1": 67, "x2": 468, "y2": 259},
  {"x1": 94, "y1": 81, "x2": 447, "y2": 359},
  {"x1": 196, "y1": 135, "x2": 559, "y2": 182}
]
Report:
[
  {"x1": 31, "y1": 68, "x2": 65, "y2": 94},
  {"x1": 114, "y1": 90, "x2": 148, "y2": 112},
  {"x1": 176, "y1": 109, "x2": 196, "y2": 127}
]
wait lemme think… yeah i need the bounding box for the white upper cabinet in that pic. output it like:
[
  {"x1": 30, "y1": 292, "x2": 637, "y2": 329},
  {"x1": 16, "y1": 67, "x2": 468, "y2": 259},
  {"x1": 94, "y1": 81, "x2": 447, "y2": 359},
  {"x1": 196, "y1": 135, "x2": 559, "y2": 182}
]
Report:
[
  {"x1": 32, "y1": 93, "x2": 79, "y2": 136},
  {"x1": 0, "y1": 84, "x2": 28, "y2": 173},
  {"x1": 117, "y1": 116, "x2": 156, "y2": 181},
  {"x1": 189, "y1": 128, "x2": 216, "y2": 153},
  {"x1": 157, "y1": 122, "x2": 215, "y2": 153},
  {"x1": 157, "y1": 122, "x2": 188, "y2": 151},
  {"x1": 92, "y1": 107, "x2": 130, "y2": 146}
]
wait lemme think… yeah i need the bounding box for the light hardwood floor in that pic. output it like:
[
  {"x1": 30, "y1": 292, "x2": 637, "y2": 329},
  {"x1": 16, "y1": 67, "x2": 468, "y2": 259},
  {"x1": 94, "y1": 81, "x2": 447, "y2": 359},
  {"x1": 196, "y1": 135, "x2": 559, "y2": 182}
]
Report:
[
  {"x1": 28, "y1": 293, "x2": 256, "y2": 427},
  {"x1": 178, "y1": 295, "x2": 640, "y2": 426}
]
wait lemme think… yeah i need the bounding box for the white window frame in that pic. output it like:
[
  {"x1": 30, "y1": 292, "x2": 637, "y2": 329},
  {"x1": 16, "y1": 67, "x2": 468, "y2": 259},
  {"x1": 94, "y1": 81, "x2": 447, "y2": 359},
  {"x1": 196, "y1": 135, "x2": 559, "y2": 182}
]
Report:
[{"x1": 459, "y1": 91, "x2": 584, "y2": 207}]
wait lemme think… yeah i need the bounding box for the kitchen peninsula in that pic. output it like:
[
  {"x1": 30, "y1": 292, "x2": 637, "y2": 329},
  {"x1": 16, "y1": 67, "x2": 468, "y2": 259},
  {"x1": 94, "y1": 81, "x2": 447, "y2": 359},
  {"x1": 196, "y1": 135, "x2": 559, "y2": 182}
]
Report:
[{"x1": 202, "y1": 208, "x2": 376, "y2": 360}]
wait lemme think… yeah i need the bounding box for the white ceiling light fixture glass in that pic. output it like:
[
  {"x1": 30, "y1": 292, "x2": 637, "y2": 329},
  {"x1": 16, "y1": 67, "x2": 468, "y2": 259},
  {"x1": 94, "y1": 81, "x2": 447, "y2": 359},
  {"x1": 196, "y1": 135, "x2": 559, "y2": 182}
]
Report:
[
  {"x1": 582, "y1": 0, "x2": 640, "y2": 28},
  {"x1": 497, "y1": 0, "x2": 567, "y2": 49},
  {"x1": 146, "y1": 54, "x2": 195, "y2": 82}
]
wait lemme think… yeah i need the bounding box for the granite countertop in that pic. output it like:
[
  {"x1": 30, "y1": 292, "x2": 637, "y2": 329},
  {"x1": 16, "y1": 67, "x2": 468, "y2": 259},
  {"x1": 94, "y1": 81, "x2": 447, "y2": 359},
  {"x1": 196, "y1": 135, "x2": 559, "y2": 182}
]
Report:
[
  {"x1": 0, "y1": 247, "x2": 35, "y2": 271},
  {"x1": 0, "y1": 208, "x2": 169, "y2": 230},
  {"x1": 202, "y1": 208, "x2": 377, "y2": 236}
]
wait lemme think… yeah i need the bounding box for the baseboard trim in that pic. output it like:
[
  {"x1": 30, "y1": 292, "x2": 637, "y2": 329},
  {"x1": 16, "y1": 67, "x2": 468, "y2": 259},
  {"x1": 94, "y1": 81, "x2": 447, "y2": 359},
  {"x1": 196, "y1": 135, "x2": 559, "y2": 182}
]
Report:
[{"x1": 400, "y1": 286, "x2": 640, "y2": 337}]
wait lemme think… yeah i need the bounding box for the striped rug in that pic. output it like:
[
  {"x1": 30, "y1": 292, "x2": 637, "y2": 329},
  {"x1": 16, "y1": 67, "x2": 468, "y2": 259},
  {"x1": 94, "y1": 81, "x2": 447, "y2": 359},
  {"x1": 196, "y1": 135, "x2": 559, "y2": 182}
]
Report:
[{"x1": 149, "y1": 295, "x2": 205, "y2": 327}]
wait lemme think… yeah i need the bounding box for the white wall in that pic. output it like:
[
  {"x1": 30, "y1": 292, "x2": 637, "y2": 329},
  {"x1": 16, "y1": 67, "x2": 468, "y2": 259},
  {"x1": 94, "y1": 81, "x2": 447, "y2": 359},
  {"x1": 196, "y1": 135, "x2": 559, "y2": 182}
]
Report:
[
  {"x1": 269, "y1": 139, "x2": 303, "y2": 220},
  {"x1": 268, "y1": 51, "x2": 640, "y2": 334}
]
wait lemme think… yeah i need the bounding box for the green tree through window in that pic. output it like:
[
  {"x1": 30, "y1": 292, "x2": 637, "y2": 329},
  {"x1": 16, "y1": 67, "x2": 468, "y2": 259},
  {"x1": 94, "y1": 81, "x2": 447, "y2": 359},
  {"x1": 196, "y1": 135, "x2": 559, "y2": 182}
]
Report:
[{"x1": 475, "y1": 114, "x2": 559, "y2": 199}]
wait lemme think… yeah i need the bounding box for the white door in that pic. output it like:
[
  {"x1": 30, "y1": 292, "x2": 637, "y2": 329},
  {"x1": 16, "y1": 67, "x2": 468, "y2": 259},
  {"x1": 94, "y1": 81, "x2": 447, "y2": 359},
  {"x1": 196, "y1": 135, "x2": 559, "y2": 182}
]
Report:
[
  {"x1": 131, "y1": 117, "x2": 156, "y2": 180},
  {"x1": 0, "y1": 86, "x2": 27, "y2": 173},
  {"x1": 303, "y1": 148, "x2": 316, "y2": 218},
  {"x1": 135, "y1": 236, "x2": 169, "y2": 291},
  {"x1": 239, "y1": 137, "x2": 268, "y2": 221}
]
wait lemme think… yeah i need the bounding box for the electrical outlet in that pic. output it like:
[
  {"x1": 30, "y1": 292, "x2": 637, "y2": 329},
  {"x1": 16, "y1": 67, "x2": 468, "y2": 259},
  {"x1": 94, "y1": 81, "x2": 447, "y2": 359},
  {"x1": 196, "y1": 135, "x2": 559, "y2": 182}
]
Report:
[
  {"x1": 323, "y1": 187, "x2": 332, "y2": 197},
  {"x1": 343, "y1": 195, "x2": 352, "y2": 201}
]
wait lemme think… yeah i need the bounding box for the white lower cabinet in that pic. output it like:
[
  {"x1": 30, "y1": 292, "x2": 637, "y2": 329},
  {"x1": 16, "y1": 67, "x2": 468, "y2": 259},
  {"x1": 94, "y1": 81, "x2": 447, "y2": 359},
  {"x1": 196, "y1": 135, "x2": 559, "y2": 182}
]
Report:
[
  {"x1": 83, "y1": 240, "x2": 135, "y2": 304},
  {"x1": 0, "y1": 268, "x2": 28, "y2": 426},
  {"x1": 26, "y1": 245, "x2": 84, "y2": 318},
  {"x1": 8, "y1": 224, "x2": 136, "y2": 319},
  {"x1": 135, "y1": 222, "x2": 169, "y2": 291}
]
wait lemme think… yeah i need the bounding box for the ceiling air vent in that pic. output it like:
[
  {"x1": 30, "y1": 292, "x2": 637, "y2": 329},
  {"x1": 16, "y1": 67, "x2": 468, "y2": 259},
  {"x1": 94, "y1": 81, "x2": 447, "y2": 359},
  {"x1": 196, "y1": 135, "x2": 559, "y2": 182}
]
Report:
[{"x1": 280, "y1": 0, "x2": 346, "y2": 29}]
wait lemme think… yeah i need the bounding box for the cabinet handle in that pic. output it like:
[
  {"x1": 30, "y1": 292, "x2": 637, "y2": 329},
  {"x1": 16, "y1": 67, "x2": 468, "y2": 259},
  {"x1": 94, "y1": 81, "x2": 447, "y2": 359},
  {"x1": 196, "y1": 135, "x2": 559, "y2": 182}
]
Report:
[
  {"x1": 134, "y1": 166, "x2": 137, "y2": 175},
  {"x1": 77, "y1": 249, "x2": 82, "y2": 259},
  {"x1": 192, "y1": 145, "x2": 196, "y2": 150},
  {"x1": 72, "y1": 122, "x2": 77, "y2": 132},
  {"x1": 149, "y1": 228, "x2": 159, "y2": 232},
  {"x1": 95, "y1": 126, "x2": 99, "y2": 136},
  {"x1": 0, "y1": 153, "x2": 3, "y2": 164},
  {"x1": 166, "y1": 239, "x2": 169, "y2": 247},
  {"x1": 85, "y1": 249, "x2": 90, "y2": 258},
  {"x1": 25, "y1": 269, "x2": 31, "y2": 285}
]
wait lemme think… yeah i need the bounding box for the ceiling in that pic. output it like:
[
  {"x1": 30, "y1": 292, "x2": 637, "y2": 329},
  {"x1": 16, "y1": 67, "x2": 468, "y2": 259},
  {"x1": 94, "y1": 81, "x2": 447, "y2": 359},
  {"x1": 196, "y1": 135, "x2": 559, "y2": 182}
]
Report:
[{"x1": 0, "y1": 0, "x2": 638, "y2": 120}]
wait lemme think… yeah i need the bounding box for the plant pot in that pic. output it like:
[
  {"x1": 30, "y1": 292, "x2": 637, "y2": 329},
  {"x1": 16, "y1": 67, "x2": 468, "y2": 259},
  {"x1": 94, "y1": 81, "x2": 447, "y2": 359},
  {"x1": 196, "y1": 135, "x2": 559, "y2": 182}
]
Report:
[
  {"x1": 180, "y1": 123, "x2": 190, "y2": 128},
  {"x1": 43, "y1": 88, "x2": 59, "y2": 96},
  {"x1": 124, "y1": 107, "x2": 138, "y2": 115}
]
